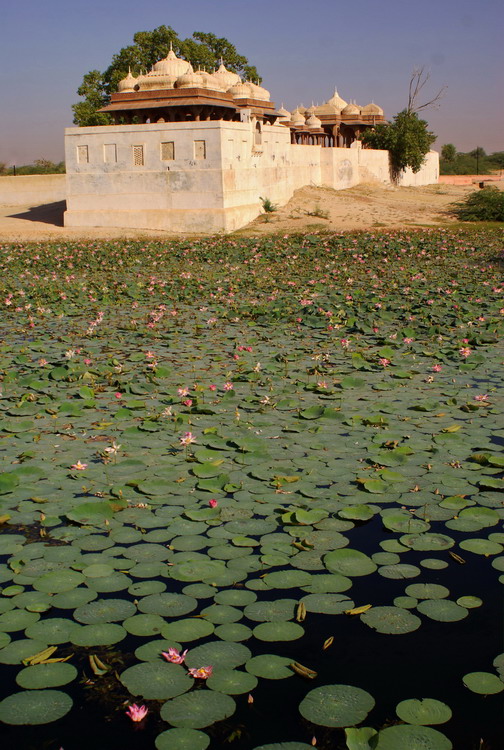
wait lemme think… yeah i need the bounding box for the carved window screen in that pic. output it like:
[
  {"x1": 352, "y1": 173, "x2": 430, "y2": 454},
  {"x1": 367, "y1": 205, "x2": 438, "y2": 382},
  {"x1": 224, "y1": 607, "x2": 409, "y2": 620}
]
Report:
[
  {"x1": 160, "y1": 142, "x2": 175, "y2": 160},
  {"x1": 133, "y1": 145, "x2": 144, "y2": 166}
]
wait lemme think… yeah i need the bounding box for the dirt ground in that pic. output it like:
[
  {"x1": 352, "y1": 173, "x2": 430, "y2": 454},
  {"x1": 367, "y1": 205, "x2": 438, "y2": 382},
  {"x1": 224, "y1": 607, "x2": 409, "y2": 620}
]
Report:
[{"x1": 0, "y1": 182, "x2": 501, "y2": 242}]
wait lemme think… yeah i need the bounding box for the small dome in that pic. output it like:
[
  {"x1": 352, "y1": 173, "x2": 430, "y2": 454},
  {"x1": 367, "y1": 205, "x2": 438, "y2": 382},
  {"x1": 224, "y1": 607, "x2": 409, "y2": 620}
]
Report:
[
  {"x1": 341, "y1": 102, "x2": 361, "y2": 116},
  {"x1": 314, "y1": 102, "x2": 341, "y2": 116},
  {"x1": 276, "y1": 105, "x2": 291, "y2": 121},
  {"x1": 228, "y1": 81, "x2": 254, "y2": 99},
  {"x1": 117, "y1": 70, "x2": 137, "y2": 93},
  {"x1": 153, "y1": 45, "x2": 192, "y2": 78},
  {"x1": 304, "y1": 104, "x2": 316, "y2": 116},
  {"x1": 326, "y1": 88, "x2": 348, "y2": 109},
  {"x1": 175, "y1": 71, "x2": 206, "y2": 89},
  {"x1": 195, "y1": 70, "x2": 225, "y2": 91},
  {"x1": 246, "y1": 81, "x2": 270, "y2": 101},
  {"x1": 213, "y1": 62, "x2": 241, "y2": 89},
  {"x1": 361, "y1": 102, "x2": 384, "y2": 115},
  {"x1": 291, "y1": 110, "x2": 306, "y2": 127},
  {"x1": 306, "y1": 112, "x2": 323, "y2": 129},
  {"x1": 137, "y1": 71, "x2": 178, "y2": 90}
]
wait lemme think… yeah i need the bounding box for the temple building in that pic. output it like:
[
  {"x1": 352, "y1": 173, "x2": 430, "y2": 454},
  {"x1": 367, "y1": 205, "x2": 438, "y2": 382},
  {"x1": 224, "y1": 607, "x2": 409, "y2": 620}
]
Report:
[{"x1": 64, "y1": 47, "x2": 438, "y2": 233}]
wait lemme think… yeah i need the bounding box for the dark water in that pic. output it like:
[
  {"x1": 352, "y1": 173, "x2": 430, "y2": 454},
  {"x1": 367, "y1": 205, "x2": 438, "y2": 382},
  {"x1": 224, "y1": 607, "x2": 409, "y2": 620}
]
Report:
[{"x1": 1, "y1": 516, "x2": 503, "y2": 750}]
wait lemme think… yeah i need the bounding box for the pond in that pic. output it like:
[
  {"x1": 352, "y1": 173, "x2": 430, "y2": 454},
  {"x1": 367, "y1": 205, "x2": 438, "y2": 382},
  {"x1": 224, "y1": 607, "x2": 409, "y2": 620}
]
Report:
[{"x1": 0, "y1": 229, "x2": 502, "y2": 750}]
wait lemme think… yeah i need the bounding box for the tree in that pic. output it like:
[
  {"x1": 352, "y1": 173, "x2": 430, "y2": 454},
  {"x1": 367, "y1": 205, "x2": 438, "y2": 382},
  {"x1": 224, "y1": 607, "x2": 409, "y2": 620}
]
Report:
[
  {"x1": 362, "y1": 110, "x2": 436, "y2": 177},
  {"x1": 362, "y1": 68, "x2": 440, "y2": 179},
  {"x1": 441, "y1": 143, "x2": 457, "y2": 162},
  {"x1": 73, "y1": 25, "x2": 260, "y2": 126}
]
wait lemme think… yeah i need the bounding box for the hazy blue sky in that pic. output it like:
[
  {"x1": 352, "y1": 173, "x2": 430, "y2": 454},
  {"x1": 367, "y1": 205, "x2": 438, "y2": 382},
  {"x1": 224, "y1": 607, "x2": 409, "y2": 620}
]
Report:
[{"x1": 1, "y1": 0, "x2": 502, "y2": 164}]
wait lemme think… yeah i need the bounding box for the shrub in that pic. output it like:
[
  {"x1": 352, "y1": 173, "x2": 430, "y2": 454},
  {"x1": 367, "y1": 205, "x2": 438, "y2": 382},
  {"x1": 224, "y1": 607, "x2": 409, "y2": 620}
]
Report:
[
  {"x1": 451, "y1": 187, "x2": 504, "y2": 222},
  {"x1": 260, "y1": 197, "x2": 277, "y2": 213}
]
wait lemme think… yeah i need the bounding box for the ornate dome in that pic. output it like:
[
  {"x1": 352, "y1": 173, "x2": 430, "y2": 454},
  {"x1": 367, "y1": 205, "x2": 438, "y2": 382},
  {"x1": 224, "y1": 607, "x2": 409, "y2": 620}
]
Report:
[
  {"x1": 341, "y1": 102, "x2": 361, "y2": 116},
  {"x1": 137, "y1": 71, "x2": 178, "y2": 90},
  {"x1": 361, "y1": 102, "x2": 384, "y2": 115},
  {"x1": 153, "y1": 45, "x2": 192, "y2": 78},
  {"x1": 175, "y1": 71, "x2": 206, "y2": 89},
  {"x1": 291, "y1": 110, "x2": 306, "y2": 127},
  {"x1": 213, "y1": 62, "x2": 241, "y2": 89},
  {"x1": 228, "y1": 81, "x2": 254, "y2": 99},
  {"x1": 245, "y1": 81, "x2": 271, "y2": 101},
  {"x1": 306, "y1": 112, "x2": 323, "y2": 129},
  {"x1": 326, "y1": 88, "x2": 348, "y2": 109},
  {"x1": 276, "y1": 105, "x2": 291, "y2": 122},
  {"x1": 195, "y1": 70, "x2": 225, "y2": 91},
  {"x1": 117, "y1": 70, "x2": 137, "y2": 93}
]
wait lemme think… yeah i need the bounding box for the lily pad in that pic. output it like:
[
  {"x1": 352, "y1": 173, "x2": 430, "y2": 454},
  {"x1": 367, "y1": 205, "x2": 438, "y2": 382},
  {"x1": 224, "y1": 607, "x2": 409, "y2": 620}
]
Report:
[
  {"x1": 396, "y1": 698, "x2": 452, "y2": 725},
  {"x1": 120, "y1": 661, "x2": 193, "y2": 700},
  {"x1": 462, "y1": 672, "x2": 504, "y2": 694},
  {"x1": 373, "y1": 725, "x2": 452, "y2": 749},
  {"x1": 160, "y1": 690, "x2": 236, "y2": 728},
  {"x1": 16, "y1": 662, "x2": 78, "y2": 689},
  {"x1": 155, "y1": 728, "x2": 210, "y2": 750},
  {"x1": 299, "y1": 684, "x2": 375, "y2": 727},
  {"x1": 360, "y1": 606, "x2": 421, "y2": 634},
  {"x1": 0, "y1": 689, "x2": 73, "y2": 724}
]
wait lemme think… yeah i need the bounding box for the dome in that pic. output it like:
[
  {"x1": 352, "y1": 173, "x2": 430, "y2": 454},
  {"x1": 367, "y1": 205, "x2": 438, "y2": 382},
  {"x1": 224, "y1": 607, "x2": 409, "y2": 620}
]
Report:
[
  {"x1": 291, "y1": 110, "x2": 306, "y2": 127},
  {"x1": 153, "y1": 45, "x2": 192, "y2": 78},
  {"x1": 246, "y1": 81, "x2": 271, "y2": 101},
  {"x1": 117, "y1": 70, "x2": 137, "y2": 93},
  {"x1": 276, "y1": 105, "x2": 291, "y2": 122},
  {"x1": 314, "y1": 101, "x2": 341, "y2": 116},
  {"x1": 228, "y1": 81, "x2": 254, "y2": 99},
  {"x1": 213, "y1": 62, "x2": 241, "y2": 89},
  {"x1": 361, "y1": 102, "x2": 384, "y2": 115},
  {"x1": 195, "y1": 69, "x2": 225, "y2": 91},
  {"x1": 137, "y1": 71, "x2": 178, "y2": 90},
  {"x1": 304, "y1": 104, "x2": 316, "y2": 116},
  {"x1": 306, "y1": 112, "x2": 323, "y2": 129},
  {"x1": 175, "y1": 71, "x2": 206, "y2": 89},
  {"x1": 341, "y1": 102, "x2": 361, "y2": 116},
  {"x1": 326, "y1": 88, "x2": 348, "y2": 109}
]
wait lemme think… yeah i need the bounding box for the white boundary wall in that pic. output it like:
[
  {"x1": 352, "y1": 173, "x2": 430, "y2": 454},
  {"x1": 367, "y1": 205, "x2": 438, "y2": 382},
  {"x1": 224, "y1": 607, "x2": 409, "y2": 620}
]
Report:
[
  {"x1": 0, "y1": 175, "x2": 66, "y2": 206},
  {"x1": 64, "y1": 121, "x2": 439, "y2": 233}
]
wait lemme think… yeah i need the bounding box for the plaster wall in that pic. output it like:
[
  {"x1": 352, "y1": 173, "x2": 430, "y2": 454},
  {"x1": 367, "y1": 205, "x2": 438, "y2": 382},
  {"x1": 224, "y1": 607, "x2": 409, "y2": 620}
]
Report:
[
  {"x1": 0, "y1": 175, "x2": 66, "y2": 206},
  {"x1": 64, "y1": 120, "x2": 439, "y2": 233}
]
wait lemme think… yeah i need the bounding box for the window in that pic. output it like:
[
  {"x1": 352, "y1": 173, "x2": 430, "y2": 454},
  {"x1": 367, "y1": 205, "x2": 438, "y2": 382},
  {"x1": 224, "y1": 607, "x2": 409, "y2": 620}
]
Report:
[
  {"x1": 103, "y1": 144, "x2": 117, "y2": 163},
  {"x1": 160, "y1": 141, "x2": 175, "y2": 161},
  {"x1": 132, "y1": 145, "x2": 144, "y2": 166},
  {"x1": 77, "y1": 145, "x2": 89, "y2": 164},
  {"x1": 194, "y1": 140, "x2": 206, "y2": 160}
]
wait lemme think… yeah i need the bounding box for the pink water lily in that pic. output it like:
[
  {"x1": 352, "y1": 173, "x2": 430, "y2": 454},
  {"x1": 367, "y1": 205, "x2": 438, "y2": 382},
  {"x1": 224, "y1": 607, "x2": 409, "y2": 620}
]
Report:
[
  {"x1": 188, "y1": 665, "x2": 213, "y2": 679},
  {"x1": 209, "y1": 499, "x2": 218, "y2": 508},
  {"x1": 161, "y1": 648, "x2": 188, "y2": 664},
  {"x1": 71, "y1": 461, "x2": 87, "y2": 470},
  {"x1": 125, "y1": 703, "x2": 148, "y2": 722}
]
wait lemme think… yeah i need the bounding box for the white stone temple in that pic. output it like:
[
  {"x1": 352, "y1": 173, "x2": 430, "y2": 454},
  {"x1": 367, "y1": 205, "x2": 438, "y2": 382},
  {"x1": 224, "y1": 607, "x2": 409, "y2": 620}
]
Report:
[{"x1": 64, "y1": 47, "x2": 439, "y2": 233}]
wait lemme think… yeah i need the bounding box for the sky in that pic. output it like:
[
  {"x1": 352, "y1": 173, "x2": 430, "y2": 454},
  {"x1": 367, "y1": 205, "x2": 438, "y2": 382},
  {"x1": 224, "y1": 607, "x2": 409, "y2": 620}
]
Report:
[{"x1": 0, "y1": 0, "x2": 502, "y2": 165}]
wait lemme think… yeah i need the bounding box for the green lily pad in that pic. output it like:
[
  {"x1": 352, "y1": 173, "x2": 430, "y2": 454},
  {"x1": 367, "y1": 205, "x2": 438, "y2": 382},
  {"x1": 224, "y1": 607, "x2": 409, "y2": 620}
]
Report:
[
  {"x1": 207, "y1": 668, "x2": 258, "y2": 695},
  {"x1": 324, "y1": 549, "x2": 377, "y2": 577},
  {"x1": 185, "y1": 641, "x2": 251, "y2": 670},
  {"x1": 0, "y1": 688, "x2": 72, "y2": 724},
  {"x1": 253, "y1": 622, "x2": 304, "y2": 641},
  {"x1": 160, "y1": 690, "x2": 236, "y2": 728},
  {"x1": 155, "y1": 728, "x2": 210, "y2": 750},
  {"x1": 361, "y1": 606, "x2": 421, "y2": 634},
  {"x1": 299, "y1": 684, "x2": 375, "y2": 727},
  {"x1": 120, "y1": 661, "x2": 193, "y2": 700},
  {"x1": 416, "y1": 599, "x2": 468, "y2": 622},
  {"x1": 138, "y1": 593, "x2": 197, "y2": 617},
  {"x1": 462, "y1": 672, "x2": 504, "y2": 694},
  {"x1": 162, "y1": 618, "x2": 215, "y2": 641},
  {"x1": 16, "y1": 662, "x2": 78, "y2": 689},
  {"x1": 396, "y1": 698, "x2": 452, "y2": 725},
  {"x1": 459, "y1": 538, "x2": 502, "y2": 555},
  {"x1": 73, "y1": 598, "x2": 136, "y2": 624},
  {"x1": 70, "y1": 623, "x2": 126, "y2": 646},
  {"x1": 373, "y1": 725, "x2": 452, "y2": 749},
  {"x1": 405, "y1": 584, "x2": 450, "y2": 600},
  {"x1": 245, "y1": 654, "x2": 294, "y2": 679}
]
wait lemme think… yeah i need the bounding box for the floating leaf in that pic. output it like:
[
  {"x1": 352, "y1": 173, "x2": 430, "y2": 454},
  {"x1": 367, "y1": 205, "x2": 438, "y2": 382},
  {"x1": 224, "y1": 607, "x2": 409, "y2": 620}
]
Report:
[
  {"x1": 396, "y1": 698, "x2": 452, "y2": 725},
  {"x1": 462, "y1": 672, "x2": 504, "y2": 695},
  {"x1": 0, "y1": 689, "x2": 72, "y2": 725},
  {"x1": 299, "y1": 684, "x2": 375, "y2": 727}
]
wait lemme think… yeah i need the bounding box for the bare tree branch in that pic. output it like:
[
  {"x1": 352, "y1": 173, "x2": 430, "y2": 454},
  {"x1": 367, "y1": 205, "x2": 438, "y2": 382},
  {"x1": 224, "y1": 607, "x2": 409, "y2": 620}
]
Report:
[{"x1": 407, "y1": 66, "x2": 447, "y2": 113}]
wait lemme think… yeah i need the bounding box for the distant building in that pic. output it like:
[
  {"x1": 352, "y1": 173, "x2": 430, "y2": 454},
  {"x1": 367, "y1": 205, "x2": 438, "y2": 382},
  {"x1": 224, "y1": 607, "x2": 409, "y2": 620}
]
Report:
[{"x1": 64, "y1": 47, "x2": 438, "y2": 233}]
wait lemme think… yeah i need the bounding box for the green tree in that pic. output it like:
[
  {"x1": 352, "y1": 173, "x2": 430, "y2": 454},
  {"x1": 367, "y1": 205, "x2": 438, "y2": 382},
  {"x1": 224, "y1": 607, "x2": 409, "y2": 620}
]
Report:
[
  {"x1": 73, "y1": 25, "x2": 260, "y2": 126},
  {"x1": 362, "y1": 110, "x2": 436, "y2": 177},
  {"x1": 441, "y1": 143, "x2": 457, "y2": 161}
]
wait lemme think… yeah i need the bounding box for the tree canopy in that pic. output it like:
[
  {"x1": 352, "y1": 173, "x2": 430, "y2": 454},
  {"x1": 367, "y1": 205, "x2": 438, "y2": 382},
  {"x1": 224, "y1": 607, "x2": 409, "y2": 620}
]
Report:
[
  {"x1": 72, "y1": 26, "x2": 260, "y2": 127},
  {"x1": 362, "y1": 110, "x2": 436, "y2": 177}
]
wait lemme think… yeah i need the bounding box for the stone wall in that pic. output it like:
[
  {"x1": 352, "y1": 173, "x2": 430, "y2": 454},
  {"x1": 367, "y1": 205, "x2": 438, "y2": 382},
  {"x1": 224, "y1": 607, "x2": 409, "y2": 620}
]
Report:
[
  {"x1": 64, "y1": 120, "x2": 439, "y2": 233},
  {"x1": 0, "y1": 175, "x2": 66, "y2": 206}
]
